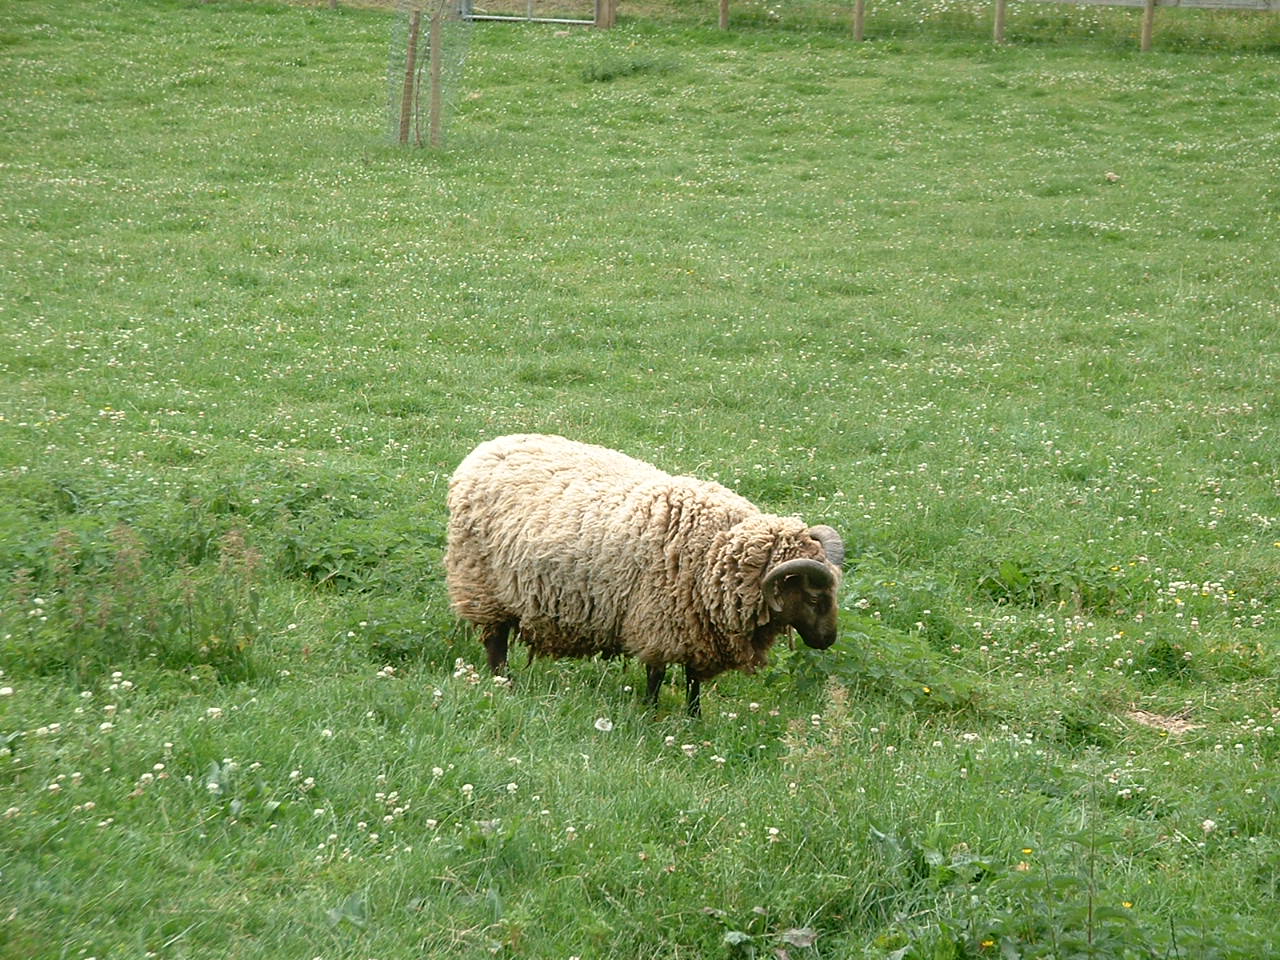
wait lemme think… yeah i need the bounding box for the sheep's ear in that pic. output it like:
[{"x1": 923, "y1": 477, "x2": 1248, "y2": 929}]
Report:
[
  {"x1": 766, "y1": 580, "x2": 785, "y2": 613},
  {"x1": 763, "y1": 559, "x2": 832, "y2": 614},
  {"x1": 765, "y1": 571, "x2": 804, "y2": 613}
]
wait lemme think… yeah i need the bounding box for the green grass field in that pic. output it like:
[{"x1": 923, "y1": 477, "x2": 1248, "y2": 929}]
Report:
[{"x1": 2, "y1": 0, "x2": 1279, "y2": 957}]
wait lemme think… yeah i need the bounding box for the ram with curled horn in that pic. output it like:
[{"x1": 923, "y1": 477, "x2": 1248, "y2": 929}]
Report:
[{"x1": 445, "y1": 434, "x2": 847, "y2": 716}]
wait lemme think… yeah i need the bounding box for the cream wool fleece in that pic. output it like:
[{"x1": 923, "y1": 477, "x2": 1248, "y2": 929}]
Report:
[{"x1": 445, "y1": 434, "x2": 838, "y2": 681}]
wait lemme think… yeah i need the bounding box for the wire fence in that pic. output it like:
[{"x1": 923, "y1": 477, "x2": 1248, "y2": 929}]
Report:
[
  {"x1": 347, "y1": 0, "x2": 1280, "y2": 43},
  {"x1": 696, "y1": 0, "x2": 1280, "y2": 48},
  {"x1": 371, "y1": 0, "x2": 1280, "y2": 133},
  {"x1": 459, "y1": 0, "x2": 603, "y2": 23},
  {"x1": 387, "y1": 0, "x2": 473, "y2": 146}
]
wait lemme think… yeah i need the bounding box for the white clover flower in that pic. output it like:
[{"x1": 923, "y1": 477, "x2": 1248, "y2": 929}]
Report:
[
  {"x1": 681, "y1": 744, "x2": 697, "y2": 757},
  {"x1": 1202, "y1": 819, "x2": 1218, "y2": 833},
  {"x1": 594, "y1": 717, "x2": 614, "y2": 733},
  {"x1": 461, "y1": 783, "x2": 474, "y2": 797},
  {"x1": 0, "y1": 687, "x2": 13, "y2": 697}
]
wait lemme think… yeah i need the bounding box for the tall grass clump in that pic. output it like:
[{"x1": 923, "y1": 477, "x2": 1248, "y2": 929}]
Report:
[{"x1": 3, "y1": 525, "x2": 264, "y2": 685}]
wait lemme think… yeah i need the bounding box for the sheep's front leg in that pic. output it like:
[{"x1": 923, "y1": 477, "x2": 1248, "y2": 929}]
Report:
[
  {"x1": 644, "y1": 664, "x2": 666, "y2": 707},
  {"x1": 482, "y1": 620, "x2": 514, "y2": 675},
  {"x1": 685, "y1": 668, "x2": 701, "y2": 719}
]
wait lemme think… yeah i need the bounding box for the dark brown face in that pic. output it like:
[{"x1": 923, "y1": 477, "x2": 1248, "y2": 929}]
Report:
[{"x1": 772, "y1": 574, "x2": 839, "y2": 649}]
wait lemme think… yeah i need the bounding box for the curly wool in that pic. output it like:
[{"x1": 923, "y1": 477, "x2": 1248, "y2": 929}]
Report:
[{"x1": 445, "y1": 434, "x2": 839, "y2": 681}]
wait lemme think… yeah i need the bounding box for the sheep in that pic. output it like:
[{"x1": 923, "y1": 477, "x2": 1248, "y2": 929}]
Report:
[{"x1": 444, "y1": 434, "x2": 844, "y2": 716}]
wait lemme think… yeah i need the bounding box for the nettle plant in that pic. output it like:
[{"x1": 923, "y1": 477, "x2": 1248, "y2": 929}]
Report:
[
  {"x1": 4, "y1": 523, "x2": 263, "y2": 684},
  {"x1": 870, "y1": 822, "x2": 1152, "y2": 959}
]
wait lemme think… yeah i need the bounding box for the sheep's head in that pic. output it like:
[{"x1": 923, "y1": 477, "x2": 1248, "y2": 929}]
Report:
[{"x1": 762, "y1": 544, "x2": 842, "y2": 650}]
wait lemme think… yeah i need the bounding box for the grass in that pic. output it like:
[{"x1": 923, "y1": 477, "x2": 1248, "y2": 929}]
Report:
[{"x1": 2, "y1": 0, "x2": 1279, "y2": 957}]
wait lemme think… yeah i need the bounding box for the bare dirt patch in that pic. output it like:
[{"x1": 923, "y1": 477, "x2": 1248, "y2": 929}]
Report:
[{"x1": 1125, "y1": 709, "x2": 1204, "y2": 735}]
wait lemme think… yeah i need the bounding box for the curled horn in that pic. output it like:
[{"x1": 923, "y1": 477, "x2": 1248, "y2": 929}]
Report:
[
  {"x1": 807, "y1": 525, "x2": 845, "y2": 568},
  {"x1": 763, "y1": 558, "x2": 835, "y2": 612}
]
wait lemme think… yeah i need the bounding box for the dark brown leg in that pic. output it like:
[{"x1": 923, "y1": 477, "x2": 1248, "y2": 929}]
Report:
[
  {"x1": 645, "y1": 663, "x2": 666, "y2": 707},
  {"x1": 482, "y1": 620, "x2": 514, "y2": 675},
  {"x1": 685, "y1": 668, "x2": 701, "y2": 718}
]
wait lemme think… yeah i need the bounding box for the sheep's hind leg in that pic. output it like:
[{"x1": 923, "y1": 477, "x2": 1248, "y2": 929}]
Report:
[
  {"x1": 685, "y1": 668, "x2": 702, "y2": 719},
  {"x1": 482, "y1": 620, "x2": 515, "y2": 675},
  {"x1": 644, "y1": 664, "x2": 666, "y2": 708}
]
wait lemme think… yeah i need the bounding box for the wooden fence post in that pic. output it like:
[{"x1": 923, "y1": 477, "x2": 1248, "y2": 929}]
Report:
[
  {"x1": 719, "y1": 0, "x2": 729, "y2": 29},
  {"x1": 993, "y1": 0, "x2": 1006, "y2": 43},
  {"x1": 398, "y1": 9, "x2": 422, "y2": 145},
  {"x1": 853, "y1": 0, "x2": 865, "y2": 41},
  {"x1": 428, "y1": 5, "x2": 444, "y2": 148},
  {"x1": 1140, "y1": 0, "x2": 1156, "y2": 50}
]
